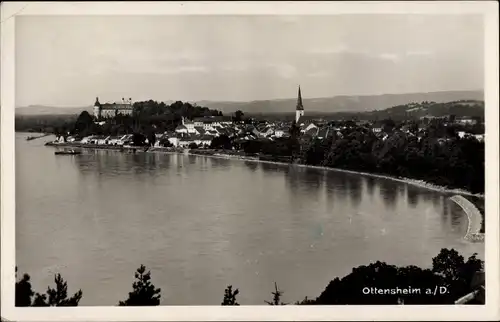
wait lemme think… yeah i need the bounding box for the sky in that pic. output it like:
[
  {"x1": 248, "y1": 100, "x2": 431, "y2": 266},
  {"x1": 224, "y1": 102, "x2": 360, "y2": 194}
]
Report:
[{"x1": 15, "y1": 14, "x2": 484, "y2": 107}]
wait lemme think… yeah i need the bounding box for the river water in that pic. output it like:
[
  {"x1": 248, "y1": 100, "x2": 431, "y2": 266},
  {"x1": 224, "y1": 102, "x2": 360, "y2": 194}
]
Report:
[{"x1": 15, "y1": 133, "x2": 484, "y2": 305}]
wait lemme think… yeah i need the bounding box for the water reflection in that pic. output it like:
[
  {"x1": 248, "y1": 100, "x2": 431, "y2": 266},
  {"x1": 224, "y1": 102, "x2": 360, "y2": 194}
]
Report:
[
  {"x1": 324, "y1": 171, "x2": 349, "y2": 202},
  {"x1": 441, "y1": 197, "x2": 451, "y2": 228},
  {"x1": 16, "y1": 134, "x2": 484, "y2": 306},
  {"x1": 347, "y1": 174, "x2": 363, "y2": 208},
  {"x1": 407, "y1": 187, "x2": 420, "y2": 207},
  {"x1": 243, "y1": 161, "x2": 259, "y2": 172},
  {"x1": 74, "y1": 150, "x2": 178, "y2": 178},
  {"x1": 365, "y1": 176, "x2": 376, "y2": 197},
  {"x1": 210, "y1": 157, "x2": 231, "y2": 170},
  {"x1": 378, "y1": 179, "x2": 398, "y2": 210}
]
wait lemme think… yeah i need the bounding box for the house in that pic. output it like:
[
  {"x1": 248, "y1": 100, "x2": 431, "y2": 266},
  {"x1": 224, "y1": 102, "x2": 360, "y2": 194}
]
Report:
[
  {"x1": 181, "y1": 117, "x2": 197, "y2": 134},
  {"x1": 371, "y1": 122, "x2": 384, "y2": 134},
  {"x1": 118, "y1": 134, "x2": 133, "y2": 145},
  {"x1": 305, "y1": 126, "x2": 319, "y2": 137},
  {"x1": 178, "y1": 136, "x2": 195, "y2": 148},
  {"x1": 175, "y1": 124, "x2": 188, "y2": 134},
  {"x1": 316, "y1": 127, "x2": 330, "y2": 140},
  {"x1": 194, "y1": 127, "x2": 207, "y2": 135},
  {"x1": 193, "y1": 116, "x2": 233, "y2": 130},
  {"x1": 303, "y1": 123, "x2": 318, "y2": 133},
  {"x1": 194, "y1": 135, "x2": 214, "y2": 147},
  {"x1": 81, "y1": 136, "x2": 96, "y2": 144},
  {"x1": 107, "y1": 136, "x2": 123, "y2": 145},
  {"x1": 274, "y1": 127, "x2": 288, "y2": 138},
  {"x1": 261, "y1": 127, "x2": 274, "y2": 137},
  {"x1": 474, "y1": 134, "x2": 485, "y2": 142},
  {"x1": 457, "y1": 117, "x2": 478, "y2": 125},
  {"x1": 168, "y1": 136, "x2": 180, "y2": 147},
  {"x1": 96, "y1": 136, "x2": 109, "y2": 145}
]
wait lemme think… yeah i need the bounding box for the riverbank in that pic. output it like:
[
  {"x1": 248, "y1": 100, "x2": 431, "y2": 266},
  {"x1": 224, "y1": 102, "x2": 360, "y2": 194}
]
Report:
[
  {"x1": 187, "y1": 149, "x2": 484, "y2": 199},
  {"x1": 44, "y1": 142, "x2": 484, "y2": 198},
  {"x1": 449, "y1": 195, "x2": 485, "y2": 242}
]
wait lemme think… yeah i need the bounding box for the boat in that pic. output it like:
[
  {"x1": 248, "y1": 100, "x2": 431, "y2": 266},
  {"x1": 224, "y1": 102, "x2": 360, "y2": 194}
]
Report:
[
  {"x1": 27, "y1": 134, "x2": 50, "y2": 141},
  {"x1": 55, "y1": 150, "x2": 81, "y2": 155}
]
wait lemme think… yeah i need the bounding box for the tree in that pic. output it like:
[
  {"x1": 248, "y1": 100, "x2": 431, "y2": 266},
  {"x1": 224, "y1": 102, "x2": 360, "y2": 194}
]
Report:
[
  {"x1": 31, "y1": 274, "x2": 82, "y2": 306},
  {"x1": 159, "y1": 138, "x2": 173, "y2": 147},
  {"x1": 221, "y1": 285, "x2": 239, "y2": 305},
  {"x1": 295, "y1": 296, "x2": 316, "y2": 305},
  {"x1": 431, "y1": 249, "x2": 483, "y2": 302},
  {"x1": 188, "y1": 142, "x2": 198, "y2": 149},
  {"x1": 313, "y1": 248, "x2": 483, "y2": 305},
  {"x1": 119, "y1": 265, "x2": 161, "y2": 306},
  {"x1": 15, "y1": 267, "x2": 34, "y2": 306},
  {"x1": 210, "y1": 135, "x2": 232, "y2": 150},
  {"x1": 233, "y1": 110, "x2": 245, "y2": 123},
  {"x1": 265, "y1": 282, "x2": 287, "y2": 305},
  {"x1": 131, "y1": 133, "x2": 147, "y2": 146},
  {"x1": 74, "y1": 111, "x2": 95, "y2": 134},
  {"x1": 146, "y1": 129, "x2": 156, "y2": 147}
]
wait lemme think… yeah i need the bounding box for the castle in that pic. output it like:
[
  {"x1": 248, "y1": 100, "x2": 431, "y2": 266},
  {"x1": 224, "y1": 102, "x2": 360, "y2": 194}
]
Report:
[{"x1": 93, "y1": 97, "x2": 134, "y2": 120}]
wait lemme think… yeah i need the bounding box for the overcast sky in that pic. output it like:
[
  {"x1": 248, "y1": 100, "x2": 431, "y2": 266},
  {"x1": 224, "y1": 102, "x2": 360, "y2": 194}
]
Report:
[{"x1": 16, "y1": 14, "x2": 484, "y2": 107}]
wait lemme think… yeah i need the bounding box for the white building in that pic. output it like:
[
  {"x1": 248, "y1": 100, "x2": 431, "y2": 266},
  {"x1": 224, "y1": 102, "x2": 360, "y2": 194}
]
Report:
[
  {"x1": 93, "y1": 97, "x2": 134, "y2": 119},
  {"x1": 181, "y1": 117, "x2": 197, "y2": 134}
]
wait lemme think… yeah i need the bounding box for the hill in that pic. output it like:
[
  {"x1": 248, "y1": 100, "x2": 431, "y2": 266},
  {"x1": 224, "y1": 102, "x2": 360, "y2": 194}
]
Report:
[
  {"x1": 326, "y1": 99, "x2": 484, "y2": 121},
  {"x1": 196, "y1": 90, "x2": 483, "y2": 114},
  {"x1": 15, "y1": 105, "x2": 93, "y2": 116},
  {"x1": 15, "y1": 90, "x2": 483, "y2": 116}
]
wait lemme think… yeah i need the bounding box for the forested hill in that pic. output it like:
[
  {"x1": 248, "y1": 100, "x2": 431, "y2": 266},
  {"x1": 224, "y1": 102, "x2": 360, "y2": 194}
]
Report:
[
  {"x1": 197, "y1": 90, "x2": 483, "y2": 114},
  {"x1": 327, "y1": 100, "x2": 485, "y2": 121},
  {"x1": 16, "y1": 90, "x2": 483, "y2": 116}
]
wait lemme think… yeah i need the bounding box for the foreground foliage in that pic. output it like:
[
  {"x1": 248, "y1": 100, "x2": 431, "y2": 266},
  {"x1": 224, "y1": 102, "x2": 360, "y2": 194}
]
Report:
[
  {"x1": 118, "y1": 265, "x2": 161, "y2": 306},
  {"x1": 15, "y1": 267, "x2": 82, "y2": 306},
  {"x1": 15, "y1": 248, "x2": 483, "y2": 306}
]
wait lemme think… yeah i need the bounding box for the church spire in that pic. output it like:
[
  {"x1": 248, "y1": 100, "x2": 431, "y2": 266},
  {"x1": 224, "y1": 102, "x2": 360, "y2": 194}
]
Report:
[
  {"x1": 296, "y1": 86, "x2": 304, "y2": 111},
  {"x1": 295, "y1": 86, "x2": 305, "y2": 123}
]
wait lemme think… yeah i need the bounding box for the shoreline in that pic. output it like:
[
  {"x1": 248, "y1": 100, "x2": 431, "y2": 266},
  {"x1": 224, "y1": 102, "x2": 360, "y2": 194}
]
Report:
[
  {"x1": 185, "y1": 150, "x2": 484, "y2": 199},
  {"x1": 449, "y1": 195, "x2": 485, "y2": 242},
  {"x1": 45, "y1": 141, "x2": 484, "y2": 198}
]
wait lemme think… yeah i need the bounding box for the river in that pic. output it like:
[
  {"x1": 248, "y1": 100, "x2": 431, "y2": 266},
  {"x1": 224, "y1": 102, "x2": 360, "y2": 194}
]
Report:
[{"x1": 15, "y1": 133, "x2": 484, "y2": 305}]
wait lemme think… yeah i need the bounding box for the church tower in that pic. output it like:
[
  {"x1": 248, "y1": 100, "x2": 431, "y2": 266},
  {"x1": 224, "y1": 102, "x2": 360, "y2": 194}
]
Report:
[
  {"x1": 94, "y1": 97, "x2": 102, "y2": 120},
  {"x1": 295, "y1": 86, "x2": 304, "y2": 123}
]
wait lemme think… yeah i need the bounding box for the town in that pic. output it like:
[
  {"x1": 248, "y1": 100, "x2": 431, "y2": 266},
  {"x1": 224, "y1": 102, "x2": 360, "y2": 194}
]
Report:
[
  {"x1": 53, "y1": 87, "x2": 485, "y2": 150},
  {"x1": 39, "y1": 87, "x2": 486, "y2": 196}
]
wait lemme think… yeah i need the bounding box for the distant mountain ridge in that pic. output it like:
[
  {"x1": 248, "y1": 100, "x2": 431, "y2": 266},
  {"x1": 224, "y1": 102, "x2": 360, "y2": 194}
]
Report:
[
  {"x1": 16, "y1": 105, "x2": 94, "y2": 116},
  {"x1": 198, "y1": 90, "x2": 484, "y2": 114},
  {"x1": 16, "y1": 90, "x2": 483, "y2": 116}
]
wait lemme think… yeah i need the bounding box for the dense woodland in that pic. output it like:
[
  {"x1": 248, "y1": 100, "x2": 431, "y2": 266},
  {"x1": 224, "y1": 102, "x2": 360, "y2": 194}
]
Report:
[
  {"x1": 15, "y1": 248, "x2": 484, "y2": 306},
  {"x1": 224, "y1": 119, "x2": 485, "y2": 194},
  {"x1": 15, "y1": 100, "x2": 225, "y2": 137}
]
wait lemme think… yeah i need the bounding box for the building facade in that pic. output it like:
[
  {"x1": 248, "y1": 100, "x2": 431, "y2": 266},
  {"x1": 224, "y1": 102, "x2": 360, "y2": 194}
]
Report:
[{"x1": 93, "y1": 97, "x2": 134, "y2": 120}]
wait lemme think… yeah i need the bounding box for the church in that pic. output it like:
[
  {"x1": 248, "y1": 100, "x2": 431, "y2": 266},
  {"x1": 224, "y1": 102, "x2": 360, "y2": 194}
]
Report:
[{"x1": 295, "y1": 86, "x2": 305, "y2": 123}]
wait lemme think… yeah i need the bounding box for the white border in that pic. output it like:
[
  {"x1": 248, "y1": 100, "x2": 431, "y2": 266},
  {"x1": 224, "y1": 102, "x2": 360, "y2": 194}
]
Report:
[{"x1": 1, "y1": 1, "x2": 499, "y2": 321}]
